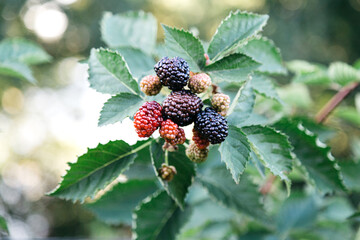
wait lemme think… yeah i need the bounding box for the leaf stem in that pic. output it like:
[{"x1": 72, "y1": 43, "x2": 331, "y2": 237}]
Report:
[
  {"x1": 260, "y1": 174, "x2": 276, "y2": 195},
  {"x1": 315, "y1": 82, "x2": 359, "y2": 123}
]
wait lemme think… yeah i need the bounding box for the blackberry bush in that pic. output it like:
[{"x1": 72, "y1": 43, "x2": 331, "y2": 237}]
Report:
[{"x1": 50, "y1": 10, "x2": 360, "y2": 240}]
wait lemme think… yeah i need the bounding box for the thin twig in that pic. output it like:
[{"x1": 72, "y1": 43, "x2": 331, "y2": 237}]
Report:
[
  {"x1": 315, "y1": 82, "x2": 359, "y2": 123},
  {"x1": 260, "y1": 174, "x2": 276, "y2": 195}
]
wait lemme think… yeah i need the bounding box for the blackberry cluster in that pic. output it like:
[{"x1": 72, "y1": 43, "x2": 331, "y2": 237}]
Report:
[
  {"x1": 162, "y1": 90, "x2": 203, "y2": 126},
  {"x1": 134, "y1": 55, "x2": 230, "y2": 164},
  {"x1": 154, "y1": 57, "x2": 190, "y2": 90},
  {"x1": 134, "y1": 101, "x2": 163, "y2": 138},
  {"x1": 194, "y1": 107, "x2": 228, "y2": 144}
]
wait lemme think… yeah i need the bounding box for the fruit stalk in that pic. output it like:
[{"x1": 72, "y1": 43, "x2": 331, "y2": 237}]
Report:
[{"x1": 315, "y1": 82, "x2": 359, "y2": 123}]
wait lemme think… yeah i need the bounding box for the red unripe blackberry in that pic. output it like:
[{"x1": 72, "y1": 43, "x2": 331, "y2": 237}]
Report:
[
  {"x1": 186, "y1": 142, "x2": 209, "y2": 163},
  {"x1": 140, "y1": 75, "x2": 162, "y2": 96},
  {"x1": 159, "y1": 119, "x2": 179, "y2": 141},
  {"x1": 188, "y1": 73, "x2": 211, "y2": 94},
  {"x1": 194, "y1": 107, "x2": 228, "y2": 144},
  {"x1": 167, "y1": 128, "x2": 186, "y2": 145},
  {"x1": 162, "y1": 90, "x2": 203, "y2": 126},
  {"x1": 212, "y1": 93, "x2": 230, "y2": 117},
  {"x1": 154, "y1": 56, "x2": 190, "y2": 90},
  {"x1": 133, "y1": 101, "x2": 163, "y2": 138},
  {"x1": 192, "y1": 129, "x2": 210, "y2": 150}
]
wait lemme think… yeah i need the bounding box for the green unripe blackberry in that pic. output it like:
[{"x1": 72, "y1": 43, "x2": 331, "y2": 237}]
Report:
[
  {"x1": 158, "y1": 163, "x2": 177, "y2": 181},
  {"x1": 154, "y1": 56, "x2": 190, "y2": 90},
  {"x1": 188, "y1": 73, "x2": 211, "y2": 93},
  {"x1": 140, "y1": 75, "x2": 162, "y2": 96},
  {"x1": 186, "y1": 142, "x2": 209, "y2": 163},
  {"x1": 162, "y1": 90, "x2": 203, "y2": 126},
  {"x1": 211, "y1": 93, "x2": 230, "y2": 117}
]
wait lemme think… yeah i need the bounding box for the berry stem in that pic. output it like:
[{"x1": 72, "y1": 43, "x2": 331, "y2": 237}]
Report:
[
  {"x1": 165, "y1": 149, "x2": 169, "y2": 165},
  {"x1": 315, "y1": 82, "x2": 359, "y2": 123},
  {"x1": 183, "y1": 142, "x2": 189, "y2": 148}
]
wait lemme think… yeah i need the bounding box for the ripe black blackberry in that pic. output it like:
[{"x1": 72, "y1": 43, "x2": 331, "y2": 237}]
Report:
[
  {"x1": 133, "y1": 101, "x2": 163, "y2": 138},
  {"x1": 154, "y1": 56, "x2": 190, "y2": 90},
  {"x1": 194, "y1": 107, "x2": 228, "y2": 144},
  {"x1": 162, "y1": 90, "x2": 203, "y2": 126}
]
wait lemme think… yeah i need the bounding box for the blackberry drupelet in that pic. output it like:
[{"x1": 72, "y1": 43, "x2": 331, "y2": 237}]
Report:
[
  {"x1": 154, "y1": 56, "x2": 190, "y2": 90},
  {"x1": 194, "y1": 107, "x2": 228, "y2": 144},
  {"x1": 133, "y1": 101, "x2": 163, "y2": 138},
  {"x1": 162, "y1": 90, "x2": 203, "y2": 126}
]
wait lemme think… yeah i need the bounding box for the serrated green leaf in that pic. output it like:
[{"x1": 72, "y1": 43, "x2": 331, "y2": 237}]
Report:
[
  {"x1": 328, "y1": 62, "x2": 360, "y2": 86},
  {"x1": 85, "y1": 179, "x2": 158, "y2": 225},
  {"x1": 0, "y1": 61, "x2": 36, "y2": 83},
  {"x1": 50, "y1": 140, "x2": 152, "y2": 201},
  {"x1": 287, "y1": 60, "x2": 331, "y2": 85},
  {"x1": 162, "y1": 25, "x2": 205, "y2": 71},
  {"x1": 198, "y1": 167, "x2": 269, "y2": 224},
  {"x1": 218, "y1": 125, "x2": 251, "y2": 183},
  {"x1": 88, "y1": 48, "x2": 140, "y2": 95},
  {"x1": 273, "y1": 118, "x2": 345, "y2": 194},
  {"x1": 133, "y1": 191, "x2": 192, "y2": 240},
  {"x1": 277, "y1": 193, "x2": 317, "y2": 236},
  {"x1": 207, "y1": 11, "x2": 268, "y2": 60},
  {"x1": 239, "y1": 37, "x2": 286, "y2": 74},
  {"x1": 98, "y1": 93, "x2": 143, "y2": 126},
  {"x1": 0, "y1": 216, "x2": 8, "y2": 235},
  {"x1": 0, "y1": 38, "x2": 51, "y2": 65},
  {"x1": 242, "y1": 125, "x2": 293, "y2": 182},
  {"x1": 101, "y1": 11, "x2": 157, "y2": 55},
  {"x1": 124, "y1": 141, "x2": 156, "y2": 180},
  {"x1": 205, "y1": 53, "x2": 260, "y2": 83},
  {"x1": 116, "y1": 47, "x2": 156, "y2": 79},
  {"x1": 150, "y1": 141, "x2": 196, "y2": 209},
  {"x1": 251, "y1": 73, "x2": 282, "y2": 103},
  {"x1": 226, "y1": 81, "x2": 255, "y2": 127},
  {"x1": 339, "y1": 160, "x2": 360, "y2": 192}
]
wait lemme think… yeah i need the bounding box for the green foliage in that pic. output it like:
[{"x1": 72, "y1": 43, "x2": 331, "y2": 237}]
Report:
[
  {"x1": 207, "y1": 11, "x2": 268, "y2": 61},
  {"x1": 86, "y1": 180, "x2": 158, "y2": 225},
  {"x1": 150, "y1": 142, "x2": 196, "y2": 209},
  {"x1": 162, "y1": 25, "x2": 206, "y2": 72},
  {"x1": 50, "y1": 10, "x2": 360, "y2": 240},
  {"x1": 0, "y1": 38, "x2": 51, "y2": 83},
  {"x1": 133, "y1": 191, "x2": 192, "y2": 240},
  {"x1": 101, "y1": 11, "x2": 157, "y2": 55},
  {"x1": 0, "y1": 216, "x2": 8, "y2": 235}
]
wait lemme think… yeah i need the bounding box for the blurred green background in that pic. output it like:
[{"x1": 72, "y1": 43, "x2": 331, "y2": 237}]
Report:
[{"x1": 0, "y1": 0, "x2": 359, "y2": 238}]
